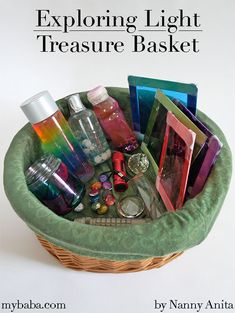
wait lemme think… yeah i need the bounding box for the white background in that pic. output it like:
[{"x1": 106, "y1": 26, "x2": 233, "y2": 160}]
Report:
[{"x1": 0, "y1": 1, "x2": 234, "y2": 312}]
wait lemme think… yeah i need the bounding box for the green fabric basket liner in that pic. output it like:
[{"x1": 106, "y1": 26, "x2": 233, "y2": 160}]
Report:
[{"x1": 4, "y1": 87, "x2": 232, "y2": 261}]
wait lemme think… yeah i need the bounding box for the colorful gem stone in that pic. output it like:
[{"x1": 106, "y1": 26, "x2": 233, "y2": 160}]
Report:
[
  {"x1": 99, "y1": 173, "x2": 108, "y2": 183},
  {"x1": 105, "y1": 194, "x2": 115, "y2": 206},
  {"x1": 89, "y1": 190, "x2": 99, "y2": 197},
  {"x1": 90, "y1": 195, "x2": 100, "y2": 203},
  {"x1": 91, "y1": 202, "x2": 101, "y2": 212},
  {"x1": 97, "y1": 204, "x2": 109, "y2": 215},
  {"x1": 89, "y1": 189, "x2": 100, "y2": 203},
  {"x1": 74, "y1": 203, "x2": 84, "y2": 212},
  {"x1": 102, "y1": 181, "x2": 112, "y2": 190},
  {"x1": 91, "y1": 181, "x2": 102, "y2": 191}
]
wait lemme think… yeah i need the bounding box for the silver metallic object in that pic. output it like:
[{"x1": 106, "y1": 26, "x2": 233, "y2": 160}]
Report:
[
  {"x1": 74, "y1": 217, "x2": 151, "y2": 226},
  {"x1": 117, "y1": 196, "x2": 145, "y2": 218}
]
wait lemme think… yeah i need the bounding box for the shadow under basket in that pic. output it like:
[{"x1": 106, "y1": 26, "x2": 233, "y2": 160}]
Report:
[{"x1": 4, "y1": 87, "x2": 232, "y2": 273}]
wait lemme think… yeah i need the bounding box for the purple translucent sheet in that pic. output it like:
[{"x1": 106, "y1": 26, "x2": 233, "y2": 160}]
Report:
[{"x1": 173, "y1": 99, "x2": 223, "y2": 198}]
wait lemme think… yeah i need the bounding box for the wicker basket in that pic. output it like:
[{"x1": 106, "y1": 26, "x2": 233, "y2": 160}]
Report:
[
  {"x1": 37, "y1": 235, "x2": 183, "y2": 273},
  {"x1": 4, "y1": 88, "x2": 232, "y2": 273}
]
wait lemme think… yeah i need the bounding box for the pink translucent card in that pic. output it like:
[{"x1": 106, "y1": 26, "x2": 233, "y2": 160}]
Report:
[{"x1": 156, "y1": 111, "x2": 196, "y2": 211}]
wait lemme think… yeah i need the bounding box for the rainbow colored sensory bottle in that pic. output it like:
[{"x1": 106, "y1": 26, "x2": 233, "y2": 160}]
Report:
[
  {"x1": 20, "y1": 91, "x2": 94, "y2": 183},
  {"x1": 87, "y1": 86, "x2": 138, "y2": 153}
]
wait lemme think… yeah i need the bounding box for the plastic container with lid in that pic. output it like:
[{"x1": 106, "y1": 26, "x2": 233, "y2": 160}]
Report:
[
  {"x1": 87, "y1": 86, "x2": 138, "y2": 153},
  {"x1": 20, "y1": 91, "x2": 94, "y2": 183}
]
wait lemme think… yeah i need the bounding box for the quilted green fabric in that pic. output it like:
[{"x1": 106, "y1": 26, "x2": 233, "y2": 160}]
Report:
[{"x1": 4, "y1": 88, "x2": 232, "y2": 261}]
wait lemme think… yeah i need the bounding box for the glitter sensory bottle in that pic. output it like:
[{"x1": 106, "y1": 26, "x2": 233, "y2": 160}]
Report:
[
  {"x1": 87, "y1": 86, "x2": 138, "y2": 153},
  {"x1": 67, "y1": 93, "x2": 111, "y2": 165},
  {"x1": 20, "y1": 91, "x2": 94, "y2": 183}
]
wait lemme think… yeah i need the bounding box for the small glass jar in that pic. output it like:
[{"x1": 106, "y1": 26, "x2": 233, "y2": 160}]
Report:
[{"x1": 25, "y1": 154, "x2": 86, "y2": 215}]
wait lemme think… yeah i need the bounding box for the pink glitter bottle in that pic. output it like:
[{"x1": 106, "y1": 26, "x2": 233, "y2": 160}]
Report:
[{"x1": 87, "y1": 86, "x2": 138, "y2": 153}]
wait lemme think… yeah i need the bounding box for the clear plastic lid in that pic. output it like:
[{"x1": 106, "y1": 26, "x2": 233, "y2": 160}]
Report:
[{"x1": 25, "y1": 154, "x2": 60, "y2": 186}]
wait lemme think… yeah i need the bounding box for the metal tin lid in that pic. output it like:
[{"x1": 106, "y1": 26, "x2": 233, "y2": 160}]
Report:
[
  {"x1": 67, "y1": 93, "x2": 85, "y2": 113},
  {"x1": 20, "y1": 91, "x2": 58, "y2": 124},
  {"x1": 117, "y1": 196, "x2": 145, "y2": 218}
]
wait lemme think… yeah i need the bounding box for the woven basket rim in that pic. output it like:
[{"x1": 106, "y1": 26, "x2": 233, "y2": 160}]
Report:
[{"x1": 36, "y1": 234, "x2": 183, "y2": 273}]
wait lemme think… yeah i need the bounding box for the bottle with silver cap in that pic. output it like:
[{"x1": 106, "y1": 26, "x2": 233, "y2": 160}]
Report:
[
  {"x1": 20, "y1": 91, "x2": 94, "y2": 183},
  {"x1": 67, "y1": 93, "x2": 111, "y2": 165}
]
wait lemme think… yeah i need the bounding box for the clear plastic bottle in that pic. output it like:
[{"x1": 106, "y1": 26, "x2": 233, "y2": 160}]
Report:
[
  {"x1": 87, "y1": 86, "x2": 138, "y2": 153},
  {"x1": 20, "y1": 91, "x2": 94, "y2": 183},
  {"x1": 67, "y1": 94, "x2": 111, "y2": 165}
]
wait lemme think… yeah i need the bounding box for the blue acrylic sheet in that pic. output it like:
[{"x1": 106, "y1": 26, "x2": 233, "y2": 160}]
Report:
[{"x1": 128, "y1": 75, "x2": 198, "y2": 136}]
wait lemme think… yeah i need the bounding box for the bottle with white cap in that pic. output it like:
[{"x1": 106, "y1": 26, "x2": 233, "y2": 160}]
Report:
[
  {"x1": 20, "y1": 91, "x2": 94, "y2": 183},
  {"x1": 87, "y1": 86, "x2": 138, "y2": 152},
  {"x1": 67, "y1": 93, "x2": 111, "y2": 165}
]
